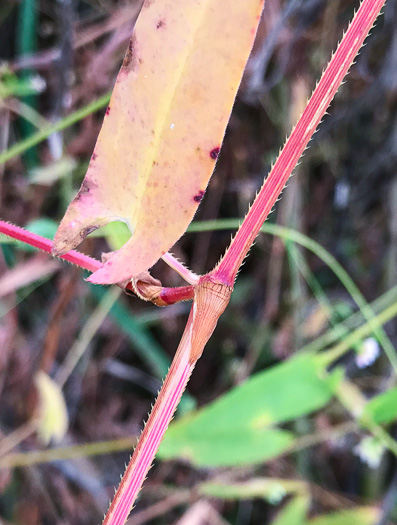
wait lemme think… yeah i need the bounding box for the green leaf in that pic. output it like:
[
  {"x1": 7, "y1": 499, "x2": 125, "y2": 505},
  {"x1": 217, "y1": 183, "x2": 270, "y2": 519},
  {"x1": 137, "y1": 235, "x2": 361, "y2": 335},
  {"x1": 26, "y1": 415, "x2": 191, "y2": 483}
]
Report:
[
  {"x1": 363, "y1": 387, "x2": 397, "y2": 425},
  {"x1": 159, "y1": 354, "x2": 341, "y2": 467},
  {"x1": 273, "y1": 496, "x2": 309, "y2": 525},
  {"x1": 306, "y1": 507, "x2": 379, "y2": 525},
  {"x1": 160, "y1": 426, "x2": 293, "y2": 467},
  {"x1": 92, "y1": 222, "x2": 131, "y2": 251},
  {"x1": 26, "y1": 218, "x2": 58, "y2": 240}
]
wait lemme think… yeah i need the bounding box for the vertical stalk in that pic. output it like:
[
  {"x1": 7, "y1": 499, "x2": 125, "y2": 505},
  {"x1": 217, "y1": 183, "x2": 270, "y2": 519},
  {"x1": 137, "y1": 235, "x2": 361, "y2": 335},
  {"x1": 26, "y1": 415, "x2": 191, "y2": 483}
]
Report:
[
  {"x1": 215, "y1": 0, "x2": 387, "y2": 285},
  {"x1": 102, "y1": 276, "x2": 232, "y2": 524},
  {"x1": 16, "y1": 0, "x2": 39, "y2": 167},
  {"x1": 102, "y1": 307, "x2": 196, "y2": 525}
]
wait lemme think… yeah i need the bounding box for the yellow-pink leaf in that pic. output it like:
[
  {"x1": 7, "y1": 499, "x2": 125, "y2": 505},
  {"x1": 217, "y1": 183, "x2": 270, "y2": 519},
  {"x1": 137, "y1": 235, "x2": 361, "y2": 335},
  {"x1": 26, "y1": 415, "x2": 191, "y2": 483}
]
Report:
[
  {"x1": 53, "y1": 0, "x2": 265, "y2": 284},
  {"x1": 35, "y1": 371, "x2": 68, "y2": 445}
]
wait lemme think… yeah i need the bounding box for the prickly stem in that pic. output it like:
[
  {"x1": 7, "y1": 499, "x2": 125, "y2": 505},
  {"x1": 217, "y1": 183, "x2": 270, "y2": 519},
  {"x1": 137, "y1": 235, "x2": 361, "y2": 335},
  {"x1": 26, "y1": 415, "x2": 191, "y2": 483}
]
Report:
[
  {"x1": 102, "y1": 276, "x2": 232, "y2": 525},
  {"x1": 215, "y1": 0, "x2": 387, "y2": 285}
]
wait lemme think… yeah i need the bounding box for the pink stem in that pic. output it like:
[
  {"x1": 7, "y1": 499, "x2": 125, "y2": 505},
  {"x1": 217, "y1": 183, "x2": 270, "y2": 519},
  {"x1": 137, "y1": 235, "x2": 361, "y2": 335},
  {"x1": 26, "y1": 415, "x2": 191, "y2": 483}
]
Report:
[
  {"x1": 0, "y1": 220, "x2": 195, "y2": 303},
  {"x1": 102, "y1": 306, "x2": 196, "y2": 525},
  {"x1": 215, "y1": 0, "x2": 386, "y2": 285},
  {"x1": 0, "y1": 220, "x2": 100, "y2": 273},
  {"x1": 161, "y1": 253, "x2": 200, "y2": 285}
]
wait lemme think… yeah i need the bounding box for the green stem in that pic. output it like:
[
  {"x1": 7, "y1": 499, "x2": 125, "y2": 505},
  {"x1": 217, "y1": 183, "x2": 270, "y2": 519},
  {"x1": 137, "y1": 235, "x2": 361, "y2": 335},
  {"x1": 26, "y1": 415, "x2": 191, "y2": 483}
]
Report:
[
  {"x1": 16, "y1": 0, "x2": 38, "y2": 166},
  {"x1": 320, "y1": 300, "x2": 397, "y2": 367},
  {"x1": 0, "y1": 92, "x2": 110, "y2": 165}
]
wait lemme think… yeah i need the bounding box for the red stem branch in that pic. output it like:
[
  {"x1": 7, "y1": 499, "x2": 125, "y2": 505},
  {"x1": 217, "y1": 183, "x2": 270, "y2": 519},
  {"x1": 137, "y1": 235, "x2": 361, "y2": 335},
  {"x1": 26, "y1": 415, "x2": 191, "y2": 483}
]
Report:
[
  {"x1": 0, "y1": 220, "x2": 101, "y2": 272},
  {"x1": 0, "y1": 220, "x2": 195, "y2": 304}
]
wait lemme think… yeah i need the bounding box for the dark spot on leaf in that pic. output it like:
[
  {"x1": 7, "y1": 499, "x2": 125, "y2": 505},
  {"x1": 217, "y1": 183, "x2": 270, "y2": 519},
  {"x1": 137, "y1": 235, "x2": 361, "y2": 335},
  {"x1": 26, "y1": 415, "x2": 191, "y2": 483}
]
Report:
[
  {"x1": 82, "y1": 225, "x2": 99, "y2": 237},
  {"x1": 193, "y1": 190, "x2": 205, "y2": 203},
  {"x1": 122, "y1": 36, "x2": 138, "y2": 71},
  {"x1": 76, "y1": 179, "x2": 98, "y2": 200},
  {"x1": 156, "y1": 19, "x2": 165, "y2": 29},
  {"x1": 105, "y1": 106, "x2": 110, "y2": 116},
  {"x1": 210, "y1": 147, "x2": 220, "y2": 160},
  {"x1": 79, "y1": 180, "x2": 91, "y2": 195},
  {"x1": 92, "y1": 152, "x2": 97, "y2": 161}
]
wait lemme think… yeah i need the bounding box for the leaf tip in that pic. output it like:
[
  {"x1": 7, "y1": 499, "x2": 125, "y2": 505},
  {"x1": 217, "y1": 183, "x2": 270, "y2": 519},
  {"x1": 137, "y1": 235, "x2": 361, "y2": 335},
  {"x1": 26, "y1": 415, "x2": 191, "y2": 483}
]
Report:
[{"x1": 52, "y1": 221, "x2": 99, "y2": 256}]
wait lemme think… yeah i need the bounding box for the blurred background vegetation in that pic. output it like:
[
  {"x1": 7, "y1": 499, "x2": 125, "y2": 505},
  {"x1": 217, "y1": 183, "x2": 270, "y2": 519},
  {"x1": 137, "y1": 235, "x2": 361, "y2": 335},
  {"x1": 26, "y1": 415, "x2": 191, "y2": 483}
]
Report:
[{"x1": 1, "y1": 0, "x2": 397, "y2": 524}]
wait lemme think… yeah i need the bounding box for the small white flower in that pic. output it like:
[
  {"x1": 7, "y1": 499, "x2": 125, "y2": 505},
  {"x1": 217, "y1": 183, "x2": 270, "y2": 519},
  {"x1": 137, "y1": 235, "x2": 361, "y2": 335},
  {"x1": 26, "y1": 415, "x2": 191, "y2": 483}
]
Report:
[
  {"x1": 266, "y1": 483, "x2": 286, "y2": 505},
  {"x1": 48, "y1": 132, "x2": 63, "y2": 161},
  {"x1": 334, "y1": 180, "x2": 350, "y2": 209},
  {"x1": 354, "y1": 436, "x2": 384, "y2": 469},
  {"x1": 30, "y1": 75, "x2": 46, "y2": 93},
  {"x1": 355, "y1": 337, "x2": 379, "y2": 369}
]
